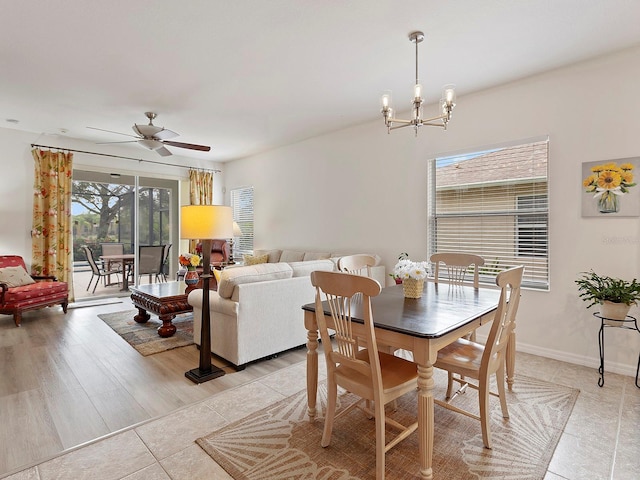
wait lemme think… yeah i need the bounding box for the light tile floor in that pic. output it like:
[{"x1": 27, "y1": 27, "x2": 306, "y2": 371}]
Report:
[{"x1": 2, "y1": 353, "x2": 639, "y2": 480}]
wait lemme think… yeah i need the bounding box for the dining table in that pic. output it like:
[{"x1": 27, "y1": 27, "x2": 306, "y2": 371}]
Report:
[
  {"x1": 99, "y1": 253, "x2": 135, "y2": 291},
  {"x1": 302, "y1": 281, "x2": 510, "y2": 480}
]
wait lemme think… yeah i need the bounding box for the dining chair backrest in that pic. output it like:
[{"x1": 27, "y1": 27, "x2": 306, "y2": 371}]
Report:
[
  {"x1": 138, "y1": 245, "x2": 165, "y2": 277},
  {"x1": 311, "y1": 270, "x2": 382, "y2": 379},
  {"x1": 100, "y1": 242, "x2": 124, "y2": 257},
  {"x1": 337, "y1": 254, "x2": 376, "y2": 278},
  {"x1": 430, "y1": 252, "x2": 485, "y2": 288},
  {"x1": 483, "y1": 265, "x2": 524, "y2": 372}
]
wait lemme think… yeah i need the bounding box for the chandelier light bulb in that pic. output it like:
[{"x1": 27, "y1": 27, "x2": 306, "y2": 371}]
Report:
[
  {"x1": 443, "y1": 84, "x2": 456, "y2": 107},
  {"x1": 414, "y1": 84, "x2": 423, "y2": 101},
  {"x1": 381, "y1": 91, "x2": 392, "y2": 110}
]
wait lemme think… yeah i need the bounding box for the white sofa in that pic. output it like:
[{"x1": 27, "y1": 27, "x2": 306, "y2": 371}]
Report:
[{"x1": 188, "y1": 249, "x2": 385, "y2": 368}]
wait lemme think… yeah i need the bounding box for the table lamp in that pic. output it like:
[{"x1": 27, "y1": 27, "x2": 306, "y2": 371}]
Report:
[
  {"x1": 181, "y1": 205, "x2": 233, "y2": 383},
  {"x1": 228, "y1": 221, "x2": 243, "y2": 264}
]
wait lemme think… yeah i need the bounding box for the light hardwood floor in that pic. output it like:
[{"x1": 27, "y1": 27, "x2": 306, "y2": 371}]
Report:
[{"x1": 0, "y1": 297, "x2": 306, "y2": 476}]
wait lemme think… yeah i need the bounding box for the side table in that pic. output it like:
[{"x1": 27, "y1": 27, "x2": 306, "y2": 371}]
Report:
[{"x1": 594, "y1": 312, "x2": 640, "y2": 388}]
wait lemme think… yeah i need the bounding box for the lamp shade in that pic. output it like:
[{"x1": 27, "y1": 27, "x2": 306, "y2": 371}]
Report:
[
  {"x1": 232, "y1": 221, "x2": 243, "y2": 237},
  {"x1": 180, "y1": 205, "x2": 234, "y2": 240}
]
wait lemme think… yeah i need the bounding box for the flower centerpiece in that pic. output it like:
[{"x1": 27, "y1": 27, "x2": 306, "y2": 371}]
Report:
[
  {"x1": 575, "y1": 270, "x2": 640, "y2": 323},
  {"x1": 583, "y1": 162, "x2": 636, "y2": 214},
  {"x1": 179, "y1": 253, "x2": 201, "y2": 270},
  {"x1": 392, "y1": 257, "x2": 429, "y2": 298},
  {"x1": 179, "y1": 253, "x2": 202, "y2": 286}
]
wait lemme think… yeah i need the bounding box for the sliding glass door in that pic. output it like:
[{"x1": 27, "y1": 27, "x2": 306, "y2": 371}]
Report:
[{"x1": 72, "y1": 170, "x2": 179, "y2": 298}]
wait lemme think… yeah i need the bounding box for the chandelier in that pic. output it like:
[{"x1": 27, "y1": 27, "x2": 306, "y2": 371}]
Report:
[{"x1": 381, "y1": 31, "x2": 456, "y2": 135}]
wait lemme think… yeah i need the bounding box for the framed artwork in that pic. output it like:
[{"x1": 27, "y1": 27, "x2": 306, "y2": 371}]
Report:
[{"x1": 581, "y1": 157, "x2": 639, "y2": 217}]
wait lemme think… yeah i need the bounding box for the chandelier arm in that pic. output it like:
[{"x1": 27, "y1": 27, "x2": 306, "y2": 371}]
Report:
[
  {"x1": 421, "y1": 113, "x2": 448, "y2": 124},
  {"x1": 389, "y1": 123, "x2": 416, "y2": 131},
  {"x1": 419, "y1": 122, "x2": 447, "y2": 128},
  {"x1": 387, "y1": 118, "x2": 413, "y2": 125}
]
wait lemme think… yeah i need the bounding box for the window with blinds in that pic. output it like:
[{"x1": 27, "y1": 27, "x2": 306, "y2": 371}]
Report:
[
  {"x1": 231, "y1": 186, "x2": 254, "y2": 258},
  {"x1": 428, "y1": 138, "x2": 549, "y2": 289}
]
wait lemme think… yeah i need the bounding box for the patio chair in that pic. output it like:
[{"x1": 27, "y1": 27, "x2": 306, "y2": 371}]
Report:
[
  {"x1": 138, "y1": 245, "x2": 165, "y2": 284},
  {"x1": 83, "y1": 246, "x2": 121, "y2": 293}
]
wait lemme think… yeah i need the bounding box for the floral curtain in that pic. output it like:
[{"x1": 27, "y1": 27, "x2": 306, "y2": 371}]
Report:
[
  {"x1": 189, "y1": 169, "x2": 214, "y2": 205},
  {"x1": 188, "y1": 169, "x2": 214, "y2": 252},
  {"x1": 31, "y1": 149, "x2": 74, "y2": 301}
]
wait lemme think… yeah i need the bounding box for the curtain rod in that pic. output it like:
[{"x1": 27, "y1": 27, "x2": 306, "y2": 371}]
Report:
[{"x1": 30, "y1": 144, "x2": 221, "y2": 173}]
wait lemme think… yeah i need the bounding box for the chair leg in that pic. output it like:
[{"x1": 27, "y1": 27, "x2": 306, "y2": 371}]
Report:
[
  {"x1": 375, "y1": 401, "x2": 386, "y2": 480},
  {"x1": 479, "y1": 373, "x2": 492, "y2": 449},
  {"x1": 446, "y1": 372, "x2": 455, "y2": 399},
  {"x1": 86, "y1": 274, "x2": 95, "y2": 292},
  {"x1": 13, "y1": 312, "x2": 22, "y2": 327},
  {"x1": 496, "y1": 364, "x2": 509, "y2": 419},
  {"x1": 321, "y1": 378, "x2": 338, "y2": 448}
]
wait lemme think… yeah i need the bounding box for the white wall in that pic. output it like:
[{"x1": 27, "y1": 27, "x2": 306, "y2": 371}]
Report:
[
  {"x1": 224, "y1": 46, "x2": 640, "y2": 375},
  {"x1": 0, "y1": 130, "x2": 225, "y2": 267}
]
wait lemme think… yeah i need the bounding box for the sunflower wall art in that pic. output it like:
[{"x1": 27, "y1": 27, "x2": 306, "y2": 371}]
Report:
[{"x1": 581, "y1": 158, "x2": 639, "y2": 217}]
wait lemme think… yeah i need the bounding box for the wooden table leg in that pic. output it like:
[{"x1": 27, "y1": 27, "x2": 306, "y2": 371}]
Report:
[
  {"x1": 305, "y1": 310, "x2": 319, "y2": 420},
  {"x1": 157, "y1": 314, "x2": 177, "y2": 338},
  {"x1": 134, "y1": 307, "x2": 150, "y2": 324},
  {"x1": 417, "y1": 362, "x2": 435, "y2": 480}
]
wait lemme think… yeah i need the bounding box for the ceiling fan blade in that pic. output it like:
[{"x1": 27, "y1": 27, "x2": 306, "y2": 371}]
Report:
[
  {"x1": 156, "y1": 146, "x2": 173, "y2": 157},
  {"x1": 87, "y1": 126, "x2": 138, "y2": 138},
  {"x1": 96, "y1": 140, "x2": 138, "y2": 145},
  {"x1": 162, "y1": 140, "x2": 211, "y2": 152},
  {"x1": 153, "y1": 128, "x2": 178, "y2": 140}
]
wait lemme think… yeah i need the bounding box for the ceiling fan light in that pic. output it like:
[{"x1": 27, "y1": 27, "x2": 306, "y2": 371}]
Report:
[{"x1": 138, "y1": 138, "x2": 162, "y2": 150}]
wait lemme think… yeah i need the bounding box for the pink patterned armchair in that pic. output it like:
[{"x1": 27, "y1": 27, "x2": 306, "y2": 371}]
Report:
[{"x1": 0, "y1": 255, "x2": 69, "y2": 326}]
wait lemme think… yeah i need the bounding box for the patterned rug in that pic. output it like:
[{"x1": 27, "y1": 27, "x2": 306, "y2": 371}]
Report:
[
  {"x1": 197, "y1": 373, "x2": 579, "y2": 479},
  {"x1": 98, "y1": 310, "x2": 194, "y2": 356}
]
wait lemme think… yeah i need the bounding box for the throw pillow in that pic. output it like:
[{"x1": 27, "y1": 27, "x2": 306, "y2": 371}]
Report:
[
  {"x1": 243, "y1": 253, "x2": 269, "y2": 266},
  {"x1": 213, "y1": 269, "x2": 222, "y2": 284},
  {"x1": 0, "y1": 266, "x2": 36, "y2": 287}
]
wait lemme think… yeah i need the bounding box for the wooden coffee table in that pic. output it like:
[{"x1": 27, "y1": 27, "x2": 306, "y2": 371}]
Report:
[{"x1": 130, "y1": 282, "x2": 193, "y2": 338}]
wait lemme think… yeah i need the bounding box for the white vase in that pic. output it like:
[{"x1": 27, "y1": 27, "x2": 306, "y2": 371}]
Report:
[{"x1": 600, "y1": 301, "x2": 631, "y2": 325}]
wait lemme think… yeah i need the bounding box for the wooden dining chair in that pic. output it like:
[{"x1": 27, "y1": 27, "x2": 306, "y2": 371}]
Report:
[
  {"x1": 431, "y1": 252, "x2": 486, "y2": 343},
  {"x1": 337, "y1": 254, "x2": 376, "y2": 277},
  {"x1": 433, "y1": 265, "x2": 524, "y2": 449},
  {"x1": 430, "y1": 252, "x2": 485, "y2": 288},
  {"x1": 311, "y1": 270, "x2": 418, "y2": 480}
]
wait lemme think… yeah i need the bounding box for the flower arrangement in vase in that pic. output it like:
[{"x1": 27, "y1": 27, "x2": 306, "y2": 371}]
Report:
[
  {"x1": 582, "y1": 162, "x2": 636, "y2": 214},
  {"x1": 575, "y1": 270, "x2": 640, "y2": 324},
  {"x1": 392, "y1": 256, "x2": 429, "y2": 298},
  {"x1": 179, "y1": 253, "x2": 202, "y2": 286}
]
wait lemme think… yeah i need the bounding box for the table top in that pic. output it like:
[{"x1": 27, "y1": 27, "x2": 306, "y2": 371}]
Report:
[
  {"x1": 130, "y1": 281, "x2": 189, "y2": 300},
  {"x1": 302, "y1": 282, "x2": 501, "y2": 339}
]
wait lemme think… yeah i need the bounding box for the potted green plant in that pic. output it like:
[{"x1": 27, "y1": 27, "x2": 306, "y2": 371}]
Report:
[{"x1": 575, "y1": 271, "x2": 640, "y2": 324}]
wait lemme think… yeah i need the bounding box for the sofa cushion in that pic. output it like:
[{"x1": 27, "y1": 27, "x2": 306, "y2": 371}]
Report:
[
  {"x1": 217, "y1": 262, "x2": 293, "y2": 299},
  {"x1": 253, "y1": 249, "x2": 282, "y2": 263},
  {"x1": 280, "y1": 250, "x2": 305, "y2": 263},
  {"x1": 0, "y1": 266, "x2": 36, "y2": 288},
  {"x1": 289, "y1": 259, "x2": 335, "y2": 277},
  {"x1": 303, "y1": 252, "x2": 331, "y2": 261},
  {"x1": 243, "y1": 253, "x2": 269, "y2": 266}
]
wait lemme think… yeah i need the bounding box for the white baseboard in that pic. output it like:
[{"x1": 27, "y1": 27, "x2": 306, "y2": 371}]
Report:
[{"x1": 475, "y1": 335, "x2": 638, "y2": 378}]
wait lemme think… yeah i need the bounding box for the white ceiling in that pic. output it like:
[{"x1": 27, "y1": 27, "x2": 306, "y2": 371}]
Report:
[{"x1": 2, "y1": 0, "x2": 640, "y2": 163}]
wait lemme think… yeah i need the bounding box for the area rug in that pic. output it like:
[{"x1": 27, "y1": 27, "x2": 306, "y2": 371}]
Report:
[
  {"x1": 98, "y1": 310, "x2": 194, "y2": 356},
  {"x1": 197, "y1": 374, "x2": 579, "y2": 479}
]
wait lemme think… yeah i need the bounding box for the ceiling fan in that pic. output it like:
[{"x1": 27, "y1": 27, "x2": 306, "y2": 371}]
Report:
[{"x1": 87, "y1": 112, "x2": 211, "y2": 157}]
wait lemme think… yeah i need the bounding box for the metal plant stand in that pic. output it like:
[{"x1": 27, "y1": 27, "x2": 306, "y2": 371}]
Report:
[{"x1": 594, "y1": 313, "x2": 640, "y2": 388}]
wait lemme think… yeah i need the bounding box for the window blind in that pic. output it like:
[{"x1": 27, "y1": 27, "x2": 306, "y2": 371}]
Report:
[
  {"x1": 231, "y1": 186, "x2": 254, "y2": 257},
  {"x1": 428, "y1": 139, "x2": 549, "y2": 289}
]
